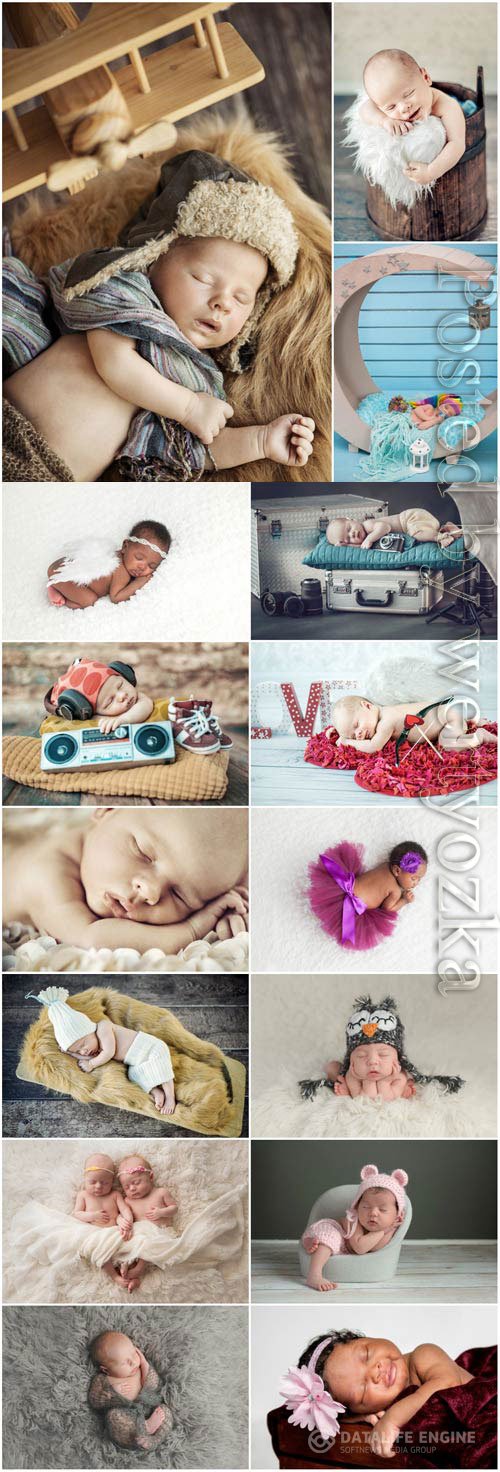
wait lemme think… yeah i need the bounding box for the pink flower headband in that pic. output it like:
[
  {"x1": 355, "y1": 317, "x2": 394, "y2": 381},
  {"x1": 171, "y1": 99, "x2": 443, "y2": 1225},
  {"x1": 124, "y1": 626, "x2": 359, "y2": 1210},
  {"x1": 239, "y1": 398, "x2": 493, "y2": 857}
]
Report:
[
  {"x1": 398, "y1": 850, "x2": 424, "y2": 873},
  {"x1": 118, "y1": 1165, "x2": 152, "y2": 1175},
  {"x1": 279, "y1": 1337, "x2": 345, "y2": 1440}
]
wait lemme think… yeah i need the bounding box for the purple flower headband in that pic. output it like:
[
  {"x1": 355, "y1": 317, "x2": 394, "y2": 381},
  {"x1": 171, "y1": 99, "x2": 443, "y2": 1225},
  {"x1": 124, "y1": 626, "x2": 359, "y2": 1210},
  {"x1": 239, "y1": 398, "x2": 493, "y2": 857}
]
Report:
[
  {"x1": 398, "y1": 850, "x2": 424, "y2": 873},
  {"x1": 279, "y1": 1337, "x2": 345, "y2": 1440}
]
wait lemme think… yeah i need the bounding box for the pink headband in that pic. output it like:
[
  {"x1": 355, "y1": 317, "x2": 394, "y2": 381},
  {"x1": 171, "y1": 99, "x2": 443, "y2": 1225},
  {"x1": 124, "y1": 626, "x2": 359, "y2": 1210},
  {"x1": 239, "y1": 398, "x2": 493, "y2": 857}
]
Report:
[
  {"x1": 118, "y1": 1165, "x2": 152, "y2": 1175},
  {"x1": 398, "y1": 850, "x2": 423, "y2": 873},
  {"x1": 279, "y1": 1337, "x2": 345, "y2": 1440}
]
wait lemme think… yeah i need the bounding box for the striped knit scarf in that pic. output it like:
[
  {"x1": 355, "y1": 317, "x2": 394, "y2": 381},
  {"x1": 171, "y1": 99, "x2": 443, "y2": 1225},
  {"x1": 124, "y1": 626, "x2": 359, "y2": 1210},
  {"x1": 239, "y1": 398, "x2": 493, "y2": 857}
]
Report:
[{"x1": 3, "y1": 255, "x2": 225, "y2": 479}]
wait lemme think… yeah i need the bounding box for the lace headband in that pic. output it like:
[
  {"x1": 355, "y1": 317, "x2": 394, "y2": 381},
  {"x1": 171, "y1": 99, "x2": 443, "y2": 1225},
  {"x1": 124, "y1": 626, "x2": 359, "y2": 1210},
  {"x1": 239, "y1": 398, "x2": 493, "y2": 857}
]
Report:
[
  {"x1": 279, "y1": 1337, "x2": 346, "y2": 1439},
  {"x1": 125, "y1": 536, "x2": 169, "y2": 560},
  {"x1": 398, "y1": 850, "x2": 424, "y2": 873}
]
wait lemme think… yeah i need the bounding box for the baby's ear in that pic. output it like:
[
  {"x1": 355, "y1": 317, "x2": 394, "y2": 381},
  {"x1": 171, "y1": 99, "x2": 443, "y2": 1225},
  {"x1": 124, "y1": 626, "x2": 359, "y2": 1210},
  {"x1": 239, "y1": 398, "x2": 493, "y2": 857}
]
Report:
[{"x1": 90, "y1": 807, "x2": 114, "y2": 825}]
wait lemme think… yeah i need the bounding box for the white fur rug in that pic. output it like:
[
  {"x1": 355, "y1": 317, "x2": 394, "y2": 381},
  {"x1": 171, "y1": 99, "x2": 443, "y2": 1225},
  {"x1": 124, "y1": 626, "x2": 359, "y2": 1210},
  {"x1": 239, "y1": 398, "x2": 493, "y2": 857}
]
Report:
[
  {"x1": 2, "y1": 484, "x2": 249, "y2": 643},
  {"x1": 251, "y1": 973, "x2": 497, "y2": 1140},
  {"x1": 344, "y1": 94, "x2": 446, "y2": 208},
  {"x1": 3, "y1": 1137, "x2": 248, "y2": 1304},
  {"x1": 251, "y1": 806, "x2": 498, "y2": 974}
]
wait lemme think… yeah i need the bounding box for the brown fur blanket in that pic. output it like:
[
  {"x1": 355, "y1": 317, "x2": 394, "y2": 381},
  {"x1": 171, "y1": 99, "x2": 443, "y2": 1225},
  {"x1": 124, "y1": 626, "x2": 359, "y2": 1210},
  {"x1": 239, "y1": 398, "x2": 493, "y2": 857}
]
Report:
[
  {"x1": 8, "y1": 116, "x2": 331, "y2": 482},
  {"x1": 17, "y1": 985, "x2": 245, "y2": 1137}
]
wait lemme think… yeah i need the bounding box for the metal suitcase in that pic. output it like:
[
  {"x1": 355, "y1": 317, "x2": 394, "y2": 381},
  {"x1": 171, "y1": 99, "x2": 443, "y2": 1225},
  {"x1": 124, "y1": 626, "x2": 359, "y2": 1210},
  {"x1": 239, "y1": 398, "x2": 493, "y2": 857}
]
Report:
[
  {"x1": 251, "y1": 493, "x2": 388, "y2": 598},
  {"x1": 325, "y1": 564, "x2": 468, "y2": 615}
]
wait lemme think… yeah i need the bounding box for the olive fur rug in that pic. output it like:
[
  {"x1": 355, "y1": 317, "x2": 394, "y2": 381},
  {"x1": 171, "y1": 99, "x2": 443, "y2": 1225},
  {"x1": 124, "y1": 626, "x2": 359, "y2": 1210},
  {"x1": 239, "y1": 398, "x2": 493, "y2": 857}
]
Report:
[{"x1": 2, "y1": 1305, "x2": 248, "y2": 1468}]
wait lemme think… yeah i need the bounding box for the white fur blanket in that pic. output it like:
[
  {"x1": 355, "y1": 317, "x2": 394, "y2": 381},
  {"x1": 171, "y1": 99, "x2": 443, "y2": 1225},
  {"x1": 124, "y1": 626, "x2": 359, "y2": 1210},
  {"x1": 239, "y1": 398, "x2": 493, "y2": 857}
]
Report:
[
  {"x1": 344, "y1": 93, "x2": 446, "y2": 208},
  {"x1": 251, "y1": 1072, "x2": 493, "y2": 1141},
  {"x1": 3, "y1": 1138, "x2": 248, "y2": 1304}
]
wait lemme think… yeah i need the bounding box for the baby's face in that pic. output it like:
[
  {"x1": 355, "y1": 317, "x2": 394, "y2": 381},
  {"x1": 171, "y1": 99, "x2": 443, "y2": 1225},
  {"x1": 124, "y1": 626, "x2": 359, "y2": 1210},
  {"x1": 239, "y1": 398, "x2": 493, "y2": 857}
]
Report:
[
  {"x1": 83, "y1": 1157, "x2": 115, "y2": 1197},
  {"x1": 357, "y1": 1188, "x2": 398, "y2": 1232},
  {"x1": 367, "y1": 59, "x2": 433, "y2": 124},
  {"x1": 336, "y1": 697, "x2": 379, "y2": 741},
  {"x1": 99, "y1": 1333, "x2": 141, "y2": 1378},
  {"x1": 149, "y1": 236, "x2": 268, "y2": 351},
  {"x1": 67, "y1": 1031, "x2": 99, "y2": 1058},
  {"x1": 95, "y1": 673, "x2": 138, "y2": 718},
  {"x1": 118, "y1": 1158, "x2": 153, "y2": 1199},
  {"x1": 330, "y1": 518, "x2": 365, "y2": 546},
  {"x1": 80, "y1": 809, "x2": 247, "y2": 924},
  {"x1": 350, "y1": 1043, "x2": 399, "y2": 1081},
  {"x1": 121, "y1": 538, "x2": 164, "y2": 579},
  {"x1": 324, "y1": 1336, "x2": 408, "y2": 1415},
  {"x1": 392, "y1": 860, "x2": 427, "y2": 893}
]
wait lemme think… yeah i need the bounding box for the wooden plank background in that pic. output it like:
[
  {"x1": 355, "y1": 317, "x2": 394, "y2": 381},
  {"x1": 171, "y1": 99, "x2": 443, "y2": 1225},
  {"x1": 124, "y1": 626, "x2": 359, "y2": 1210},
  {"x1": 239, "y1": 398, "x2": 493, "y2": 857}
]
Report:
[
  {"x1": 334, "y1": 242, "x2": 498, "y2": 397},
  {"x1": 2, "y1": 974, "x2": 248, "y2": 1139}
]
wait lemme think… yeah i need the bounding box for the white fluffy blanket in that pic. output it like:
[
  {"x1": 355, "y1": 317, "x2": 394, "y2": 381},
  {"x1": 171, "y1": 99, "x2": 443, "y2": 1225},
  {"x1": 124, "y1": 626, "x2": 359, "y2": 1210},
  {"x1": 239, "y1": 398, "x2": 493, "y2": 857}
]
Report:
[
  {"x1": 3, "y1": 1138, "x2": 248, "y2": 1304},
  {"x1": 344, "y1": 93, "x2": 446, "y2": 208},
  {"x1": 251, "y1": 1072, "x2": 493, "y2": 1140}
]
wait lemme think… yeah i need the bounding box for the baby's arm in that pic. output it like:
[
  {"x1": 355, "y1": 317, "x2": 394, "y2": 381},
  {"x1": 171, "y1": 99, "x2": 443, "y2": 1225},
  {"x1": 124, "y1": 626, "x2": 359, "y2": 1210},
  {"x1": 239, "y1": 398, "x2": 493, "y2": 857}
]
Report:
[
  {"x1": 360, "y1": 517, "x2": 392, "y2": 548},
  {"x1": 370, "y1": 1343, "x2": 469, "y2": 1459},
  {"x1": 208, "y1": 416, "x2": 315, "y2": 471},
  {"x1": 98, "y1": 692, "x2": 154, "y2": 734},
  {"x1": 57, "y1": 889, "x2": 248, "y2": 955},
  {"x1": 360, "y1": 97, "x2": 413, "y2": 135},
  {"x1": 86, "y1": 329, "x2": 232, "y2": 441},
  {"x1": 108, "y1": 563, "x2": 155, "y2": 604},
  {"x1": 115, "y1": 1191, "x2": 134, "y2": 1239},
  {"x1": 404, "y1": 93, "x2": 465, "y2": 185},
  {"x1": 340, "y1": 1066, "x2": 362, "y2": 1097},
  {"x1": 348, "y1": 1222, "x2": 387, "y2": 1254},
  {"x1": 146, "y1": 1189, "x2": 178, "y2": 1222},
  {"x1": 377, "y1": 1070, "x2": 410, "y2": 1100},
  {"x1": 73, "y1": 1188, "x2": 91, "y2": 1223},
  {"x1": 337, "y1": 716, "x2": 394, "y2": 753},
  {"x1": 76, "y1": 1018, "x2": 116, "y2": 1072}
]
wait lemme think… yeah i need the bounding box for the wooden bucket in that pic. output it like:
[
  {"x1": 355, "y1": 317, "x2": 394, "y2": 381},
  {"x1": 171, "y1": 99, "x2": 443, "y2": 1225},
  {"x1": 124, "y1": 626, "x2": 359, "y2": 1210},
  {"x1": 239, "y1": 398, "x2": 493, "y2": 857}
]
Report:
[{"x1": 366, "y1": 67, "x2": 488, "y2": 240}]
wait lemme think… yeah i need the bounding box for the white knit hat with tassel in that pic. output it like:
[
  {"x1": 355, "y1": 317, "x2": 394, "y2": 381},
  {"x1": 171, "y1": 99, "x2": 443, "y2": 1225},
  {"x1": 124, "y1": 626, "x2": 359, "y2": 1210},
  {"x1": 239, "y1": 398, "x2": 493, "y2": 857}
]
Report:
[{"x1": 25, "y1": 986, "x2": 97, "y2": 1051}]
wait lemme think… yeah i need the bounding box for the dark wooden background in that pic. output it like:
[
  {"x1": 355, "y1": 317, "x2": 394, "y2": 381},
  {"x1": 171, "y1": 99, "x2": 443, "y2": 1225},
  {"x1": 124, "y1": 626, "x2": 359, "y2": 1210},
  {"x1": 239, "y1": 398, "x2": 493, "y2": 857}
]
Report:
[{"x1": 3, "y1": 974, "x2": 248, "y2": 1139}]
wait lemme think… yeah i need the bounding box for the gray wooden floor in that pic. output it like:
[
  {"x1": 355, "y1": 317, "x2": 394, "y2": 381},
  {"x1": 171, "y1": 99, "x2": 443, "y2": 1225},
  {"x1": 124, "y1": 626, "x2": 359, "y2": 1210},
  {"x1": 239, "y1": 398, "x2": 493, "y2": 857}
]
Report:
[
  {"x1": 334, "y1": 94, "x2": 497, "y2": 241},
  {"x1": 251, "y1": 593, "x2": 497, "y2": 641},
  {"x1": 251, "y1": 1239, "x2": 497, "y2": 1302},
  {"x1": 3, "y1": 976, "x2": 248, "y2": 1139}
]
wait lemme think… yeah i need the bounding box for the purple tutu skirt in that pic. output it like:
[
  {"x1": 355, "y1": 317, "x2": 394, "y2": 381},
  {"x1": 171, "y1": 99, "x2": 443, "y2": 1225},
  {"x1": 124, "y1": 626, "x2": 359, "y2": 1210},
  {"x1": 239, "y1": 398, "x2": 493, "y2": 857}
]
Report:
[{"x1": 307, "y1": 840, "x2": 398, "y2": 951}]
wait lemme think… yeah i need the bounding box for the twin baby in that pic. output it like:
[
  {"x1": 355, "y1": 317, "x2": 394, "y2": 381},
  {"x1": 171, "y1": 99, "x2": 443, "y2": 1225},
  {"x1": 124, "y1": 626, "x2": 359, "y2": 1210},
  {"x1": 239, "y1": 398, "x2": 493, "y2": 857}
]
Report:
[
  {"x1": 76, "y1": 1151, "x2": 176, "y2": 1290},
  {"x1": 4, "y1": 808, "x2": 248, "y2": 955}
]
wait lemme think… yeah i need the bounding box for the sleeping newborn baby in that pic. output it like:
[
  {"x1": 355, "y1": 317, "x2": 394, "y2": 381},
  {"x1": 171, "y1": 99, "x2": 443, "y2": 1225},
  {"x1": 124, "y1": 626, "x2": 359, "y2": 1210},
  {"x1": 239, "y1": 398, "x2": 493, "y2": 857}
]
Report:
[
  {"x1": 4, "y1": 808, "x2": 248, "y2": 956},
  {"x1": 326, "y1": 508, "x2": 461, "y2": 549},
  {"x1": 345, "y1": 48, "x2": 466, "y2": 208},
  {"x1": 331, "y1": 693, "x2": 497, "y2": 755},
  {"x1": 44, "y1": 656, "x2": 154, "y2": 735},
  {"x1": 88, "y1": 1331, "x2": 173, "y2": 1452},
  {"x1": 302, "y1": 1164, "x2": 407, "y2": 1291},
  {"x1": 27, "y1": 986, "x2": 178, "y2": 1115},
  {"x1": 325, "y1": 1043, "x2": 415, "y2": 1100},
  {"x1": 114, "y1": 1153, "x2": 178, "y2": 1290},
  {"x1": 73, "y1": 1153, "x2": 135, "y2": 1284},
  {"x1": 47, "y1": 518, "x2": 170, "y2": 609}
]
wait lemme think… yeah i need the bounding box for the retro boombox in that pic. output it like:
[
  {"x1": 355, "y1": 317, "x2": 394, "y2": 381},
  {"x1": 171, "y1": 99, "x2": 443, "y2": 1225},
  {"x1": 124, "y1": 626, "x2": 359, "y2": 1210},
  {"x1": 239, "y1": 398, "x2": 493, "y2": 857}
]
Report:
[{"x1": 41, "y1": 720, "x2": 175, "y2": 772}]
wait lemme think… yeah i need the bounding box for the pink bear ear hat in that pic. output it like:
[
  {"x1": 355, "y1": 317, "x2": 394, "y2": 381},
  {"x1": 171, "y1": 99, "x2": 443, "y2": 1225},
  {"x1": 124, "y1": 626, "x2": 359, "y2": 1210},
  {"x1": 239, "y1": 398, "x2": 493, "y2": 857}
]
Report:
[{"x1": 352, "y1": 1163, "x2": 408, "y2": 1222}]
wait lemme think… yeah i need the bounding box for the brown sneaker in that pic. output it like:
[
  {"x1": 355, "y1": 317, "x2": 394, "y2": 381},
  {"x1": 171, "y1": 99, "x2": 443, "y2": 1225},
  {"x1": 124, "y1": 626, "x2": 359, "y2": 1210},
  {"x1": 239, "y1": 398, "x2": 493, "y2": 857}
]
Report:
[
  {"x1": 207, "y1": 714, "x2": 233, "y2": 750},
  {"x1": 168, "y1": 699, "x2": 219, "y2": 756},
  {"x1": 169, "y1": 697, "x2": 233, "y2": 751}
]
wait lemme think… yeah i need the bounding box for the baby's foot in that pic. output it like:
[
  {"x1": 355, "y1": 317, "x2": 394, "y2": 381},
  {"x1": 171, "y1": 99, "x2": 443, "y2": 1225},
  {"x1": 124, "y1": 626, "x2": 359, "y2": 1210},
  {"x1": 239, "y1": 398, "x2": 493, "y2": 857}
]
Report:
[
  {"x1": 47, "y1": 585, "x2": 66, "y2": 606},
  {"x1": 150, "y1": 1081, "x2": 176, "y2": 1115},
  {"x1": 306, "y1": 1269, "x2": 337, "y2": 1292},
  {"x1": 474, "y1": 728, "x2": 497, "y2": 745},
  {"x1": 145, "y1": 1407, "x2": 166, "y2": 1434},
  {"x1": 102, "y1": 1261, "x2": 122, "y2": 1285}
]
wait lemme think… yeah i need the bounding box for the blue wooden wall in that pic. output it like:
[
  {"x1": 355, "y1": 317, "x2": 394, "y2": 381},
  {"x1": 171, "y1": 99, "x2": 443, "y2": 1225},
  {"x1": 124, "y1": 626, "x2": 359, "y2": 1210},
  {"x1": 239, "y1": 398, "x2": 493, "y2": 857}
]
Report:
[{"x1": 334, "y1": 243, "x2": 497, "y2": 399}]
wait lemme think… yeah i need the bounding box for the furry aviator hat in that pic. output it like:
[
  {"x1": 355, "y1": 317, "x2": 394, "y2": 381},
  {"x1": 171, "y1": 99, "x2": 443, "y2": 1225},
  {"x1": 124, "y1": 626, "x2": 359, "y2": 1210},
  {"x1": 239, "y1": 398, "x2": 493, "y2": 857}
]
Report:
[{"x1": 61, "y1": 149, "x2": 299, "y2": 372}]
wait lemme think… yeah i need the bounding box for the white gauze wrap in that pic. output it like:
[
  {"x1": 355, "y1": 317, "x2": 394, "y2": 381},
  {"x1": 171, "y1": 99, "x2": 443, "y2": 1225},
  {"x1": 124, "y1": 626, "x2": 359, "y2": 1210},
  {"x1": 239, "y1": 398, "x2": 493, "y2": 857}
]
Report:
[{"x1": 344, "y1": 93, "x2": 447, "y2": 209}]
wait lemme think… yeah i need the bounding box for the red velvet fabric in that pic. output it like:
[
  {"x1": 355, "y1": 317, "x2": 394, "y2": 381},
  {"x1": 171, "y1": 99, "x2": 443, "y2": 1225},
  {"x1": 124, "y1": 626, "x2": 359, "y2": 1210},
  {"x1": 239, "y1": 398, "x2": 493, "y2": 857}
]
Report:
[
  {"x1": 304, "y1": 725, "x2": 497, "y2": 798},
  {"x1": 268, "y1": 1346, "x2": 497, "y2": 1469}
]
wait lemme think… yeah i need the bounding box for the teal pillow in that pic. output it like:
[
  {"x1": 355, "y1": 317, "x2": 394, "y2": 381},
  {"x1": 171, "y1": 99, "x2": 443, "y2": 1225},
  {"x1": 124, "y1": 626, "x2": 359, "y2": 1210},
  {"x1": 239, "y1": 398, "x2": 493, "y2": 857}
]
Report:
[{"x1": 303, "y1": 534, "x2": 468, "y2": 572}]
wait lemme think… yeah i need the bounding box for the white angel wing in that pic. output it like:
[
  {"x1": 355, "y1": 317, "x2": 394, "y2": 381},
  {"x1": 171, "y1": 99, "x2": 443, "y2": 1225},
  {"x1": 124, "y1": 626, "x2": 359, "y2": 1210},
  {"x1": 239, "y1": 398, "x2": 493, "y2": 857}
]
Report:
[
  {"x1": 368, "y1": 654, "x2": 453, "y2": 706},
  {"x1": 47, "y1": 536, "x2": 120, "y2": 587}
]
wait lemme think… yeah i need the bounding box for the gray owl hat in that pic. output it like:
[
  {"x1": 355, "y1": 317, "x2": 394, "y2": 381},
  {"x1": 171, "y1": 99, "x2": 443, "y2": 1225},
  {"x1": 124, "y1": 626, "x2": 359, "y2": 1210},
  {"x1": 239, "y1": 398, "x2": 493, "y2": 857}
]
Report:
[
  {"x1": 61, "y1": 149, "x2": 299, "y2": 372},
  {"x1": 339, "y1": 994, "x2": 464, "y2": 1093}
]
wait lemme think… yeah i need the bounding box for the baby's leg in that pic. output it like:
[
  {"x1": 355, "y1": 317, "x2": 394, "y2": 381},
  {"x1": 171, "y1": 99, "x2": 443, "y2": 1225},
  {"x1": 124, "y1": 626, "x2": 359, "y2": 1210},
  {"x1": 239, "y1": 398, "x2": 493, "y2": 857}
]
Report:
[
  {"x1": 122, "y1": 1258, "x2": 147, "y2": 1292},
  {"x1": 101, "y1": 1260, "x2": 123, "y2": 1285},
  {"x1": 47, "y1": 563, "x2": 99, "y2": 609},
  {"x1": 150, "y1": 1081, "x2": 176, "y2": 1115},
  {"x1": 438, "y1": 704, "x2": 497, "y2": 749},
  {"x1": 306, "y1": 1244, "x2": 337, "y2": 1292}
]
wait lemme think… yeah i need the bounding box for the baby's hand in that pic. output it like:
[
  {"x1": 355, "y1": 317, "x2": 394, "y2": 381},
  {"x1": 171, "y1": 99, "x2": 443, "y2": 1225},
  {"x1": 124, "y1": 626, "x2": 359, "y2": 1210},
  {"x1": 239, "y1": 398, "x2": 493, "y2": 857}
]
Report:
[
  {"x1": 182, "y1": 391, "x2": 233, "y2": 445},
  {"x1": 98, "y1": 715, "x2": 126, "y2": 735},
  {"x1": 190, "y1": 889, "x2": 248, "y2": 942},
  {"x1": 262, "y1": 415, "x2": 315, "y2": 467},
  {"x1": 77, "y1": 1057, "x2": 94, "y2": 1072},
  {"x1": 92, "y1": 1207, "x2": 111, "y2": 1225},
  {"x1": 403, "y1": 161, "x2": 431, "y2": 183},
  {"x1": 145, "y1": 1204, "x2": 164, "y2": 1221},
  {"x1": 404, "y1": 890, "x2": 415, "y2": 904},
  {"x1": 333, "y1": 1077, "x2": 349, "y2": 1095},
  {"x1": 383, "y1": 118, "x2": 413, "y2": 135},
  {"x1": 117, "y1": 1214, "x2": 133, "y2": 1240},
  {"x1": 369, "y1": 1414, "x2": 400, "y2": 1458}
]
